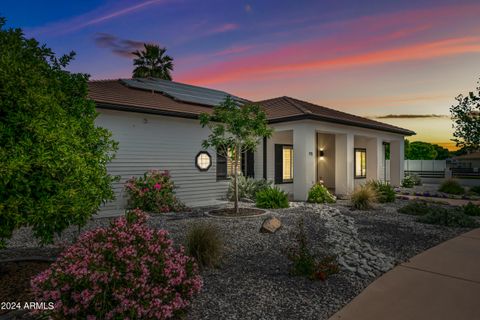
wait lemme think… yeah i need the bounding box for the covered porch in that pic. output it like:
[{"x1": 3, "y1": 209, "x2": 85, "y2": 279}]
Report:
[{"x1": 257, "y1": 120, "x2": 405, "y2": 201}]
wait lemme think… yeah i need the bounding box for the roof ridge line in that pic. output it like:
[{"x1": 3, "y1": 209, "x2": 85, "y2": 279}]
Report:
[{"x1": 283, "y1": 96, "x2": 312, "y2": 115}]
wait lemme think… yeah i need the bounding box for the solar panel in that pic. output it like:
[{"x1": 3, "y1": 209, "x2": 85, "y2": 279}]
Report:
[{"x1": 121, "y1": 78, "x2": 247, "y2": 107}]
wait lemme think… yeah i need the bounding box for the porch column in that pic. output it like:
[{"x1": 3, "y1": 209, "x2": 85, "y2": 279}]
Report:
[
  {"x1": 335, "y1": 133, "x2": 354, "y2": 195},
  {"x1": 293, "y1": 125, "x2": 316, "y2": 201},
  {"x1": 366, "y1": 137, "x2": 383, "y2": 181},
  {"x1": 390, "y1": 139, "x2": 405, "y2": 186}
]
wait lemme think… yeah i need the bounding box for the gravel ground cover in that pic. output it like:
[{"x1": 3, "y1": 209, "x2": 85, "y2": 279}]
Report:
[{"x1": 3, "y1": 200, "x2": 476, "y2": 320}]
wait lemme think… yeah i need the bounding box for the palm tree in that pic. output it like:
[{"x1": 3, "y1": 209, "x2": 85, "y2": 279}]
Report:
[{"x1": 132, "y1": 44, "x2": 174, "y2": 80}]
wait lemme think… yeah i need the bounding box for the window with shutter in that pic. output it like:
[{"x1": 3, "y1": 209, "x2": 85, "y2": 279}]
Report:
[{"x1": 275, "y1": 144, "x2": 293, "y2": 184}]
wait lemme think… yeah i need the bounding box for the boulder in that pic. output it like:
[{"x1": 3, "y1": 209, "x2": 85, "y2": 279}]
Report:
[{"x1": 260, "y1": 217, "x2": 282, "y2": 233}]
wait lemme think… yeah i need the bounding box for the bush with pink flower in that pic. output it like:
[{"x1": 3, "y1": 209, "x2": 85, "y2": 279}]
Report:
[
  {"x1": 31, "y1": 209, "x2": 202, "y2": 319},
  {"x1": 125, "y1": 170, "x2": 186, "y2": 213}
]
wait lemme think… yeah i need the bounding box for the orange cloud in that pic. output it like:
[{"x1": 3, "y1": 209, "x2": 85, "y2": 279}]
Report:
[{"x1": 178, "y1": 36, "x2": 480, "y2": 85}]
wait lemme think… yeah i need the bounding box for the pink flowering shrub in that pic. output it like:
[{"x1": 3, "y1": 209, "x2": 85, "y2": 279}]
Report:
[
  {"x1": 31, "y1": 209, "x2": 202, "y2": 319},
  {"x1": 125, "y1": 170, "x2": 186, "y2": 213}
]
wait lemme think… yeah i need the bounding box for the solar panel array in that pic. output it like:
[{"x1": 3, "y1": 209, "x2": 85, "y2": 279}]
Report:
[{"x1": 121, "y1": 78, "x2": 247, "y2": 107}]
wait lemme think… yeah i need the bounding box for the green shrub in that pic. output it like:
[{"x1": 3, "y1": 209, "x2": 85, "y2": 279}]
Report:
[
  {"x1": 186, "y1": 222, "x2": 223, "y2": 269},
  {"x1": 287, "y1": 218, "x2": 339, "y2": 281},
  {"x1": 227, "y1": 174, "x2": 272, "y2": 201},
  {"x1": 367, "y1": 180, "x2": 396, "y2": 203},
  {"x1": 402, "y1": 176, "x2": 415, "y2": 188},
  {"x1": 125, "y1": 170, "x2": 186, "y2": 213},
  {"x1": 417, "y1": 208, "x2": 478, "y2": 228},
  {"x1": 351, "y1": 186, "x2": 377, "y2": 210},
  {"x1": 462, "y1": 202, "x2": 480, "y2": 216},
  {"x1": 307, "y1": 183, "x2": 336, "y2": 204},
  {"x1": 255, "y1": 187, "x2": 289, "y2": 209},
  {"x1": 470, "y1": 186, "x2": 480, "y2": 195},
  {"x1": 0, "y1": 19, "x2": 118, "y2": 247},
  {"x1": 438, "y1": 179, "x2": 465, "y2": 195},
  {"x1": 398, "y1": 200, "x2": 432, "y2": 216},
  {"x1": 411, "y1": 174, "x2": 422, "y2": 186}
]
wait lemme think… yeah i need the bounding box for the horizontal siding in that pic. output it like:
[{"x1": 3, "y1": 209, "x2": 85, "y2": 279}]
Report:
[{"x1": 95, "y1": 109, "x2": 229, "y2": 216}]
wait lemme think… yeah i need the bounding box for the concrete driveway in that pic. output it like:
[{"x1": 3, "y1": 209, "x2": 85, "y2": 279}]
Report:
[{"x1": 330, "y1": 228, "x2": 480, "y2": 320}]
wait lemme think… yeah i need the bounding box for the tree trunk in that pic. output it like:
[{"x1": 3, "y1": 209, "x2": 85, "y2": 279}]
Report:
[{"x1": 234, "y1": 145, "x2": 239, "y2": 214}]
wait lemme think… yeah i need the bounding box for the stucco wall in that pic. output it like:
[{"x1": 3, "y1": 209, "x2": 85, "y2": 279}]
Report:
[{"x1": 317, "y1": 133, "x2": 336, "y2": 189}]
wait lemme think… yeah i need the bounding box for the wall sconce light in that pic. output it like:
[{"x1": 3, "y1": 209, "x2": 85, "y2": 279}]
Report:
[{"x1": 319, "y1": 149, "x2": 325, "y2": 160}]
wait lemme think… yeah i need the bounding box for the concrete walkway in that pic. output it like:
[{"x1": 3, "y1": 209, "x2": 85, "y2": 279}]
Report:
[{"x1": 330, "y1": 228, "x2": 480, "y2": 320}]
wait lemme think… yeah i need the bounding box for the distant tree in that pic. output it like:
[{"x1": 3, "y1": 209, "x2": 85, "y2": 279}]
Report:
[
  {"x1": 407, "y1": 141, "x2": 437, "y2": 160},
  {"x1": 0, "y1": 17, "x2": 118, "y2": 247},
  {"x1": 432, "y1": 144, "x2": 451, "y2": 160},
  {"x1": 132, "y1": 44, "x2": 174, "y2": 80},
  {"x1": 450, "y1": 79, "x2": 480, "y2": 151},
  {"x1": 386, "y1": 139, "x2": 410, "y2": 160},
  {"x1": 200, "y1": 97, "x2": 272, "y2": 214}
]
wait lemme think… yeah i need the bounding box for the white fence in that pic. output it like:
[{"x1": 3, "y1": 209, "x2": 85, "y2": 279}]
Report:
[{"x1": 384, "y1": 160, "x2": 447, "y2": 180}]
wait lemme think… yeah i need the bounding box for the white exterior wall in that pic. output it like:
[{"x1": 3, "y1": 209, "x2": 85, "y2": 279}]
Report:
[
  {"x1": 256, "y1": 120, "x2": 406, "y2": 198},
  {"x1": 95, "y1": 109, "x2": 229, "y2": 216}
]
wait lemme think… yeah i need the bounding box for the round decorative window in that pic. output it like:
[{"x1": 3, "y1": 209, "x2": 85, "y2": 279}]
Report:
[{"x1": 195, "y1": 151, "x2": 212, "y2": 171}]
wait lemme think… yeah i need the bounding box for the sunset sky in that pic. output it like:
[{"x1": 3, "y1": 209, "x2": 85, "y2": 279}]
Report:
[{"x1": 3, "y1": 0, "x2": 480, "y2": 150}]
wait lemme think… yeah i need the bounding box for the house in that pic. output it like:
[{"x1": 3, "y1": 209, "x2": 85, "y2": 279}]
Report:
[
  {"x1": 89, "y1": 78, "x2": 415, "y2": 216},
  {"x1": 451, "y1": 152, "x2": 480, "y2": 168}
]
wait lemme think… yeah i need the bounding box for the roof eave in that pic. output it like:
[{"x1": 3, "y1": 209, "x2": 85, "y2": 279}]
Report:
[{"x1": 268, "y1": 114, "x2": 415, "y2": 136}]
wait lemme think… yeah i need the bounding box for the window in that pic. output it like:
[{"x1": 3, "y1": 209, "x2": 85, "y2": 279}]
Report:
[
  {"x1": 216, "y1": 149, "x2": 242, "y2": 180},
  {"x1": 275, "y1": 144, "x2": 293, "y2": 183},
  {"x1": 354, "y1": 148, "x2": 366, "y2": 178},
  {"x1": 195, "y1": 151, "x2": 212, "y2": 171}
]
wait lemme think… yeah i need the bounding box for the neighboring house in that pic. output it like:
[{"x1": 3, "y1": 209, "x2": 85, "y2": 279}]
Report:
[
  {"x1": 89, "y1": 78, "x2": 414, "y2": 215},
  {"x1": 451, "y1": 152, "x2": 480, "y2": 168}
]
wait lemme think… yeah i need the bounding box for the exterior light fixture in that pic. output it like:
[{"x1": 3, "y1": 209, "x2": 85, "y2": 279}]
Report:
[
  {"x1": 319, "y1": 149, "x2": 325, "y2": 159},
  {"x1": 195, "y1": 151, "x2": 212, "y2": 171}
]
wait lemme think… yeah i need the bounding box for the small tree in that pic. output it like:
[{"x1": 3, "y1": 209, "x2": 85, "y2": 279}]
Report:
[
  {"x1": 0, "y1": 18, "x2": 118, "y2": 247},
  {"x1": 450, "y1": 79, "x2": 480, "y2": 151},
  {"x1": 200, "y1": 97, "x2": 272, "y2": 214}
]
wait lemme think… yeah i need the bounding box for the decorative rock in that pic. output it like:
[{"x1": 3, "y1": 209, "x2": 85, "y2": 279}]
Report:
[{"x1": 260, "y1": 217, "x2": 282, "y2": 233}]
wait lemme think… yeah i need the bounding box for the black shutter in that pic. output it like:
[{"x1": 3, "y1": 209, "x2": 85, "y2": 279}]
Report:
[
  {"x1": 216, "y1": 153, "x2": 227, "y2": 180},
  {"x1": 274, "y1": 144, "x2": 283, "y2": 184},
  {"x1": 246, "y1": 150, "x2": 255, "y2": 178}
]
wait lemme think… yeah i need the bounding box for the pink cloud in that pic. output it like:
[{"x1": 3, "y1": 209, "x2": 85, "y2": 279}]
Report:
[
  {"x1": 178, "y1": 36, "x2": 480, "y2": 85},
  {"x1": 207, "y1": 23, "x2": 239, "y2": 35}
]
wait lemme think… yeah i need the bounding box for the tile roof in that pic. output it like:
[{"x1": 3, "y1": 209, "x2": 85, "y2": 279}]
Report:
[
  {"x1": 88, "y1": 80, "x2": 415, "y2": 136},
  {"x1": 257, "y1": 96, "x2": 415, "y2": 135}
]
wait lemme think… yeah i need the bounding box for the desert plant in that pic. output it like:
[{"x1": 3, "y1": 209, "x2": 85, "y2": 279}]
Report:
[
  {"x1": 402, "y1": 176, "x2": 415, "y2": 188},
  {"x1": 350, "y1": 186, "x2": 377, "y2": 210},
  {"x1": 417, "y1": 208, "x2": 478, "y2": 228},
  {"x1": 255, "y1": 187, "x2": 289, "y2": 209},
  {"x1": 410, "y1": 174, "x2": 422, "y2": 186},
  {"x1": 125, "y1": 170, "x2": 186, "y2": 213},
  {"x1": 186, "y1": 222, "x2": 223, "y2": 269},
  {"x1": 438, "y1": 179, "x2": 465, "y2": 195},
  {"x1": 398, "y1": 200, "x2": 432, "y2": 216},
  {"x1": 226, "y1": 174, "x2": 272, "y2": 201},
  {"x1": 470, "y1": 186, "x2": 480, "y2": 195},
  {"x1": 286, "y1": 218, "x2": 339, "y2": 281},
  {"x1": 0, "y1": 18, "x2": 118, "y2": 247},
  {"x1": 366, "y1": 180, "x2": 396, "y2": 203},
  {"x1": 307, "y1": 183, "x2": 336, "y2": 204},
  {"x1": 462, "y1": 202, "x2": 480, "y2": 216},
  {"x1": 31, "y1": 209, "x2": 202, "y2": 319}
]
